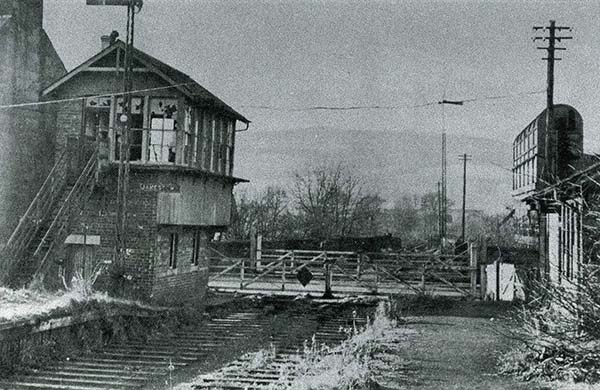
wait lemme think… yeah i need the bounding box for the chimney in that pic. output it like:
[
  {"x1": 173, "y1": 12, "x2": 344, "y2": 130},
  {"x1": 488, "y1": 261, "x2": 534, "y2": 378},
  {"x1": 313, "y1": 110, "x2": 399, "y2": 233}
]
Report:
[
  {"x1": 101, "y1": 35, "x2": 111, "y2": 50},
  {"x1": 2, "y1": 1, "x2": 44, "y2": 30}
]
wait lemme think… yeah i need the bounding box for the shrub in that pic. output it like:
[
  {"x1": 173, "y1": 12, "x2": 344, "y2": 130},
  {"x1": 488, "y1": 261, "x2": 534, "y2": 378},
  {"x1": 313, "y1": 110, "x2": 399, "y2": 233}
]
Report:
[
  {"x1": 501, "y1": 275, "x2": 600, "y2": 383},
  {"x1": 62, "y1": 261, "x2": 105, "y2": 299},
  {"x1": 285, "y1": 301, "x2": 399, "y2": 390}
]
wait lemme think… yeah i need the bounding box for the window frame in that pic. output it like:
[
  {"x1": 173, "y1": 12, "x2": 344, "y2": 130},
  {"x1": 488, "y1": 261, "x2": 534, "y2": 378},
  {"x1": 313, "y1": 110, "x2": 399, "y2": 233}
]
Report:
[
  {"x1": 191, "y1": 230, "x2": 201, "y2": 266},
  {"x1": 169, "y1": 232, "x2": 178, "y2": 269},
  {"x1": 148, "y1": 97, "x2": 179, "y2": 164},
  {"x1": 84, "y1": 96, "x2": 112, "y2": 139}
]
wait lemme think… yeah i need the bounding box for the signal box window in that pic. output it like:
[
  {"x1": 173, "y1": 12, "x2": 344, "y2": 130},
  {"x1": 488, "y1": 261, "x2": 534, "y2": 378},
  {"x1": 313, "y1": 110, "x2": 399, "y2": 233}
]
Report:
[
  {"x1": 149, "y1": 98, "x2": 178, "y2": 163},
  {"x1": 84, "y1": 97, "x2": 111, "y2": 138},
  {"x1": 115, "y1": 97, "x2": 144, "y2": 161}
]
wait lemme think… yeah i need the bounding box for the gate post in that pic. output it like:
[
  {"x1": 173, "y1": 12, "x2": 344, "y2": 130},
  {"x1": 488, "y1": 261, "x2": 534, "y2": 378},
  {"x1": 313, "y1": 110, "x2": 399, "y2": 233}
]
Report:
[
  {"x1": 375, "y1": 260, "x2": 379, "y2": 293},
  {"x1": 240, "y1": 258, "x2": 245, "y2": 289},
  {"x1": 256, "y1": 234, "x2": 263, "y2": 270},
  {"x1": 480, "y1": 264, "x2": 487, "y2": 300},
  {"x1": 323, "y1": 252, "x2": 334, "y2": 299},
  {"x1": 281, "y1": 258, "x2": 286, "y2": 291},
  {"x1": 469, "y1": 242, "x2": 479, "y2": 297},
  {"x1": 250, "y1": 227, "x2": 256, "y2": 270}
]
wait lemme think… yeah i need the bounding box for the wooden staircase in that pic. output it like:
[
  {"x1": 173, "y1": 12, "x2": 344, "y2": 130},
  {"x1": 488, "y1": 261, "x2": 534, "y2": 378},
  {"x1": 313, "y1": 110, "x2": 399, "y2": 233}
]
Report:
[
  {"x1": 0, "y1": 151, "x2": 98, "y2": 287},
  {"x1": 32, "y1": 153, "x2": 97, "y2": 280},
  {"x1": 15, "y1": 189, "x2": 73, "y2": 285}
]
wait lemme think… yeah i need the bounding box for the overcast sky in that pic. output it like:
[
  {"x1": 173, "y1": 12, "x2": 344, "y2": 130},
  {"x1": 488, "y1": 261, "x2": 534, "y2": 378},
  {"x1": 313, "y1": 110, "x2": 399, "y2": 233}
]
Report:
[
  {"x1": 42, "y1": 1, "x2": 600, "y2": 212},
  {"x1": 44, "y1": 0, "x2": 600, "y2": 145}
]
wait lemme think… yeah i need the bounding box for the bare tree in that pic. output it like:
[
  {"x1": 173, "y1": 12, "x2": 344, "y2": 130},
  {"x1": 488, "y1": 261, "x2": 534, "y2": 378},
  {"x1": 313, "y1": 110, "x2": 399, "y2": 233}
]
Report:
[
  {"x1": 254, "y1": 187, "x2": 292, "y2": 240},
  {"x1": 419, "y1": 191, "x2": 440, "y2": 244},
  {"x1": 230, "y1": 187, "x2": 292, "y2": 240},
  {"x1": 292, "y1": 164, "x2": 383, "y2": 240},
  {"x1": 392, "y1": 195, "x2": 419, "y2": 241},
  {"x1": 352, "y1": 194, "x2": 386, "y2": 237},
  {"x1": 229, "y1": 191, "x2": 254, "y2": 240}
]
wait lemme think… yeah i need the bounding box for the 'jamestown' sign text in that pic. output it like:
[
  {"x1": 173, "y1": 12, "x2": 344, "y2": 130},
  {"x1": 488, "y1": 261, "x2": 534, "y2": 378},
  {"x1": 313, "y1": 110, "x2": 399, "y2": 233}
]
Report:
[{"x1": 139, "y1": 183, "x2": 180, "y2": 193}]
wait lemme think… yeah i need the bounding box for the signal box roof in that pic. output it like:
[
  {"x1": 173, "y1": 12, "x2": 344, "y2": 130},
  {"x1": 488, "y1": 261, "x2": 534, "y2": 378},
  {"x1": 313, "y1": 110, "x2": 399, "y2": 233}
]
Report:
[{"x1": 43, "y1": 40, "x2": 250, "y2": 124}]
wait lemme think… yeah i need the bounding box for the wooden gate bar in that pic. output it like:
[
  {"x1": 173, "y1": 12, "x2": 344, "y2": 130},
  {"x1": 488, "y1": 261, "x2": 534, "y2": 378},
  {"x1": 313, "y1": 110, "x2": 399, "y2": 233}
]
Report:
[
  {"x1": 209, "y1": 259, "x2": 244, "y2": 282},
  {"x1": 375, "y1": 264, "x2": 424, "y2": 294},
  {"x1": 289, "y1": 252, "x2": 325, "y2": 273},
  {"x1": 241, "y1": 252, "x2": 292, "y2": 289},
  {"x1": 208, "y1": 247, "x2": 480, "y2": 297}
]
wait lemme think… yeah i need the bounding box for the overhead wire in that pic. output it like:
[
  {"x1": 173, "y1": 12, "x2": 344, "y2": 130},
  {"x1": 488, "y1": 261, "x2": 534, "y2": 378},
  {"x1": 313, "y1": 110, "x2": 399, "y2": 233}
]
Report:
[
  {"x1": 239, "y1": 102, "x2": 438, "y2": 111},
  {"x1": 0, "y1": 82, "x2": 199, "y2": 110},
  {"x1": 0, "y1": 86, "x2": 544, "y2": 112},
  {"x1": 0, "y1": 82, "x2": 542, "y2": 174},
  {"x1": 238, "y1": 89, "x2": 545, "y2": 112}
]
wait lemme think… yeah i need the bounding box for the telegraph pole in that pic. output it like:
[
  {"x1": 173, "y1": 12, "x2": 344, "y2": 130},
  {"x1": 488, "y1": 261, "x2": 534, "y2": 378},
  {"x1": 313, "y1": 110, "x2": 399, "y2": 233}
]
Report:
[
  {"x1": 437, "y1": 181, "x2": 442, "y2": 242},
  {"x1": 87, "y1": 0, "x2": 143, "y2": 275},
  {"x1": 438, "y1": 99, "x2": 463, "y2": 248},
  {"x1": 441, "y1": 133, "x2": 447, "y2": 245},
  {"x1": 533, "y1": 20, "x2": 572, "y2": 184},
  {"x1": 458, "y1": 154, "x2": 472, "y2": 242}
]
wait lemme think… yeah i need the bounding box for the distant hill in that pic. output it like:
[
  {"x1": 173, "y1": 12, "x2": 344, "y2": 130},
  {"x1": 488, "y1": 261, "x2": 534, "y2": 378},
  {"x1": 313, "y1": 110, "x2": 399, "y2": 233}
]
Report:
[{"x1": 234, "y1": 126, "x2": 517, "y2": 214}]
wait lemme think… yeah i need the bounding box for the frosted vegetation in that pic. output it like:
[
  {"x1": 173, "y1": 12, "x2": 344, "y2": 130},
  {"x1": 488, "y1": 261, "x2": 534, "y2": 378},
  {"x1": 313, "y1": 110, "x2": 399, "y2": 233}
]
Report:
[
  {"x1": 286, "y1": 301, "x2": 412, "y2": 390},
  {"x1": 500, "y1": 275, "x2": 600, "y2": 384},
  {"x1": 174, "y1": 301, "x2": 413, "y2": 390},
  {"x1": 0, "y1": 270, "x2": 157, "y2": 323}
]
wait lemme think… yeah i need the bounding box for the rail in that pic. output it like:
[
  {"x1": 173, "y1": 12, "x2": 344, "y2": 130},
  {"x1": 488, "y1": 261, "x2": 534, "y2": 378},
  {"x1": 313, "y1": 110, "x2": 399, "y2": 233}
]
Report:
[
  {"x1": 0, "y1": 151, "x2": 69, "y2": 284},
  {"x1": 34, "y1": 151, "x2": 98, "y2": 277}
]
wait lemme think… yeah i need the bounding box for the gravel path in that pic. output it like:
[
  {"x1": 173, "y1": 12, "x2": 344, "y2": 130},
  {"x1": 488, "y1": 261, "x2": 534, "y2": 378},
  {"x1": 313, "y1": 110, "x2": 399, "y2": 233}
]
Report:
[{"x1": 388, "y1": 316, "x2": 544, "y2": 390}]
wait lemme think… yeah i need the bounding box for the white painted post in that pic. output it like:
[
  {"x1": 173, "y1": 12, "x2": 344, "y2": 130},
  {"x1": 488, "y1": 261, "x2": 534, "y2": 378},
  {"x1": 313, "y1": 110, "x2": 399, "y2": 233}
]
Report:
[
  {"x1": 256, "y1": 234, "x2": 262, "y2": 270},
  {"x1": 547, "y1": 213, "x2": 560, "y2": 284},
  {"x1": 469, "y1": 242, "x2": 479, "y2": 297}
]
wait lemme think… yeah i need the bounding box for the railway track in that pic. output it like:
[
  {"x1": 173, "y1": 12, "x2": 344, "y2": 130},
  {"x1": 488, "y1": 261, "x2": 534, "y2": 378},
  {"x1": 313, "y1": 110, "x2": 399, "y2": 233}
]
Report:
[
  {"x1": 0, "y1": 301, "x2": 373, "y2": 390},
  {"x1": 192, "y1": 315, "x2": 369, "y2": 390}
]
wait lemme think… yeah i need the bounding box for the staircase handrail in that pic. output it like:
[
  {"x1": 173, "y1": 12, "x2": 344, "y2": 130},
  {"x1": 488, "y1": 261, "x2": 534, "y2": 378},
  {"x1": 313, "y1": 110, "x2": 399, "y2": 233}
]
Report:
[
  {"x1": 33, "y1": 152, "x2": 97, "y2": 269},
  {"x1": 0, "y1": 151, "x2": 69, "y2": 281}
]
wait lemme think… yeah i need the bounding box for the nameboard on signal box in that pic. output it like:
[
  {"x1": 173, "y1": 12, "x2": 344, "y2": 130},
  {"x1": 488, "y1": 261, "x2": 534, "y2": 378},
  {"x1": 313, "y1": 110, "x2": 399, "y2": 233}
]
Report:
[{"x1": 139, "y1": 183, "x2": 180, "y2": 193}]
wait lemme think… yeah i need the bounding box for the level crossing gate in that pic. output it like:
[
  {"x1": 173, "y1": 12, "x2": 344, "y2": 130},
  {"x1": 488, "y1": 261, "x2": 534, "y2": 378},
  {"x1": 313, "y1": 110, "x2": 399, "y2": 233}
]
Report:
[{"x1": 208, "y1": 245, "x2": 480, "y2": 297}]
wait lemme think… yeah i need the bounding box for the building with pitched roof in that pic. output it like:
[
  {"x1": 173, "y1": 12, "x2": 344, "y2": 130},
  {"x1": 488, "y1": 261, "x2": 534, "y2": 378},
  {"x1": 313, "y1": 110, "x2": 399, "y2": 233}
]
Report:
[{"x1": 4, "y1": 35, "x2": 250, "y2": 305}]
